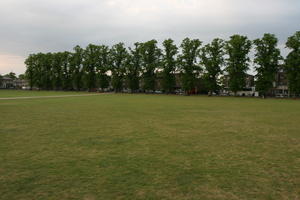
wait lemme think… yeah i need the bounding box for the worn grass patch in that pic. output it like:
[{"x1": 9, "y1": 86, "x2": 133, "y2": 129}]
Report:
[{"x1": 0, "y1": 91, "x2": 300, "y2": 199}]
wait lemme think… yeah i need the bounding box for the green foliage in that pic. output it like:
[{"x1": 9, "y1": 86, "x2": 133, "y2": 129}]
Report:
[
  {"x1": 161, "y1": 39, "x2": 178, "y2": 93},
  {"x1": 225, "y1": 35, "x2": 252, "y2": 94},
  {"x1": 29, "y1": 53, "x2": 49, "y2": 90},
  {"x1": 51, "y1": 52, "x2": 63, "y2": 90},
  {"x1": 4, "y1": 72, "x2": 17, "y2": 79},
  {"x1": 285, "y1": 31, "x2": 300, "y2": 96},
  {"x1": 254, "y1": 33, "x2": 282, "y2": 96},
  {"x1": 126, "y1": 43, "x2": 142, "y2": 92},
  {"x1": 70, "y1": 45, "x2": 84, "y2": 91},
  {"x1": 83, "y1": 44, "x2": 99, "y2": 91},
  {"x1": 25, "y1": 54, "x2": 36, "y2": 90},
  {"x1": 60, "y1": 52, "x2": 72, "y2": 90},
  {"x1": 200, "y1": 38, "x2": 225, "y2": 95},
  {"x1": 18, "y1": 74, "x2": 26, "y2": 79},
  {"x1": 22, "y1": 34, "x2": 293, "y2": 96},
  {"x1": 24, "y1": 53, "x2": 53, "y2": 90},
  {"x1": 178, "y1": 38, "x2": 202, "y2": 93},
  {"x1": 97, "y1": 45, "x2": 110, "y2": 90},
  {"x1": 110, "y1": 43, "x2": 128, "y2": 92},
  {"x1": 140, "y1": 40, "x2": 161, "y2": 92},
  {"x1": 44, "y1": 53, "x2": 54, "y2": 90}
]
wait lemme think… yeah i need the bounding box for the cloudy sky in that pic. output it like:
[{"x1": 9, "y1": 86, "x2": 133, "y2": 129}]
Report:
[{"x1": 0, "y1": 0, "x2": 299, "y2": 75}]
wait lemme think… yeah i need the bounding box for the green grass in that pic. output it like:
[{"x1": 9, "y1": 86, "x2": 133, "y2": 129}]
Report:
[
  {"x1": 1, "y1": 90, "x2": 300, "y2": 200},
  {"x1": 0, "y1": 90, "x2": 89, "y2": 98}
]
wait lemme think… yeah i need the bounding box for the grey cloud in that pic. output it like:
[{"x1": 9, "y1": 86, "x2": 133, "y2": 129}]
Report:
[{"x1": 0, "y1": 0, "x2": 299, "y2": 74}]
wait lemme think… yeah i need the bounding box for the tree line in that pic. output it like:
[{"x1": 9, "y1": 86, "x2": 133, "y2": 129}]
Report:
[{"x1": 25, "y1": 32, "x2": 300, "y2": 96}]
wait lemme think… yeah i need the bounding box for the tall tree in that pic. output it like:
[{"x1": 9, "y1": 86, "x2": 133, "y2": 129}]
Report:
[
  {"x1": 285, "y1": 31, "x2": 300, "y2": 96},
  {"x1": 25, "y1": 54, "x2": 36, "y2": 90},
  {"x1": 126, "y1": 42, "x2": 142, "y2": 92},
  {"x1": 200, "y1": 38, "x2": 225, "y2": 95},
  {"x1": 83, "y1": 44, "x2": 98, "y2": 91},
  {"x1": 254, "y1": 33, "x2": 282, "y2": 97},
  {"x1": 178, "y1": 38, "x2": 202, "y2": 94},
  {"x1": 41, "y1": 53, "x2": 53, "y2": 90},
  {"x1": 97, "y1": 45, "x2": 110, "y2": 91},
  {"x1": 161, "y1": 39, "x2": 178, "y2": 93},
  {"x1": 110, "y1": 43, "x2": 128, "y2": 92},
  {"x1": 4, "y1": 72, "x2": 17, "y2": 79},
  {"x1": 18, "y1": 74, "x2": 26, "y2": 79},
  {"x1": 140, "y1": 40, "x2": 161, "y2": 92},
  {"x1": 225, "y1": 35, "x2": 252, "y2": 95},
  {"x1": 51, "y1": 52, "x2": 63, "y2": 90},
  {"x1": 34, "y1": 53, "x2": 45, "y2": 90},
  {"x1": 70, "y1": 45, "x2": 84, "y2": 91},
  {"x1": 61, "y1": 51, "x2": 72, "y2": 90}
]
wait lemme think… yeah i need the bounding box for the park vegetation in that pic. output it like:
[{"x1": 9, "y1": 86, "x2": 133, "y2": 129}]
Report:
[{"x1": 24, "y1": 32, "x2": 300, "y2": 96}]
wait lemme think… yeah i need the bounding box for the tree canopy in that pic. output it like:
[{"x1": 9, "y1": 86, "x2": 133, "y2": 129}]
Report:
[
  {"x1": 23, "y1": 33, "x2": 300, "y2": 97},
  {"x1": 254, "y1": 33, "x2": 282, "y2": 96},
  {"x1": 285, "y1": 31, "x2": 300, "y2": 96},
  {"x1": 200, "y1": 38, "x2": 225, "y2": 95},
  {"x1": 225, "y1": 35, "x2": 252, "y2": 95},
  {"x1": 178, "y1": 38, "x2": 202, "y2": 94}
]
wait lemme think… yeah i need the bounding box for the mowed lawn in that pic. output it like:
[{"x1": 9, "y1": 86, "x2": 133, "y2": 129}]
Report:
[
  {"x1": 0, "y1": 91, "x2": 300, "y2": 200},
  {"x1": 0, "y1": 90, "x2": 90, "y2": 98}
]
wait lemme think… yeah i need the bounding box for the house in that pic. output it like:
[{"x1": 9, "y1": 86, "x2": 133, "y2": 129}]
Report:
[
  {"x1": 14, "y1": 79, "x2": 29, "y2": 89},
  {"x1": 0, "y1": 77, "x2": 29, "y2": 89},
  {"x1": 0, "y1": 77, "x2": 14, "y2": 89},
  {"x1": 220, "y1": 74, "x2": 258, "y2": 96},
  {"x1": 269, "y1": 67, "x2": 289, "y2": 97},
  {"x1": 142, "y1": 72, "x2": 210, "y2": 95}
]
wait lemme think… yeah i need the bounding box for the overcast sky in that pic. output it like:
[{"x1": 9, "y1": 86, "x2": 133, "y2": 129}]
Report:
[{"x1": 0, "y1": 0, "x2": 299, "y2": 75}]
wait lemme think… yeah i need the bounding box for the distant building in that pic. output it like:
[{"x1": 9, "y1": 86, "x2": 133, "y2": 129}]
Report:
[
  {"x1": 155, "y1": 72, "x2": 182, "y2": 93},
  {"x1": 0, "y1": 77, "x2": 29, "y2": 89},
  {"x1": 220, "y1": 74, "x2": 258, "y2": 96},
  {"x1": 14, "y1": 79, "x2": 29, "y2": 89},
  {"x1": 220, "y1": 66, "x2": 290, "y2": 97},
  {"x1": 0, "y1": 77, "x2": 14, "y2": 89},
  {"x1": 269, "y1": 67, "x2": 289, "y2": 97}
]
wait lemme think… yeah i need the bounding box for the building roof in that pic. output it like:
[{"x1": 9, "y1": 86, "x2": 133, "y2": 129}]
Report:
[{"x1": 2, "y1": 77, "x2": 14, "y2": 81}]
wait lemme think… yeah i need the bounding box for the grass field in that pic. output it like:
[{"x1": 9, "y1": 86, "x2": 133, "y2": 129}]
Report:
[
  {"x1": 1, "y1": 90, "x2": 300, "y2": 200},
  {"x1": 0, "y1": 90, "x2": 90, "y2": 98}
]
